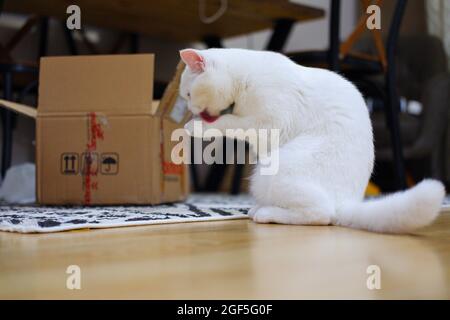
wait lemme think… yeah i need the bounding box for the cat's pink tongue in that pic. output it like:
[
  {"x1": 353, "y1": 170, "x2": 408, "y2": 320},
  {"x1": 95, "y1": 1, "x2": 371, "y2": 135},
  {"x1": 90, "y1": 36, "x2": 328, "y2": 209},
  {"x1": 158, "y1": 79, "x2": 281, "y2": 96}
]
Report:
[{"x1": 200, "y1": 111, "x2": 219, "y2": 123}]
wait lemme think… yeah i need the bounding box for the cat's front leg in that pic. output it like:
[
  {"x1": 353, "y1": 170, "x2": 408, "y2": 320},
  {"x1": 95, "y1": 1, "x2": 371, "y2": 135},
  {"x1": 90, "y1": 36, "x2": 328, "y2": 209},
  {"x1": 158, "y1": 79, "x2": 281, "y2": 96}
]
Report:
[
  {"x1": 184, "y1": 118, "x2": 203, "y2": 138},
  {"x1": 184, "y1": 118, "x2": 223, "y2": 139}
]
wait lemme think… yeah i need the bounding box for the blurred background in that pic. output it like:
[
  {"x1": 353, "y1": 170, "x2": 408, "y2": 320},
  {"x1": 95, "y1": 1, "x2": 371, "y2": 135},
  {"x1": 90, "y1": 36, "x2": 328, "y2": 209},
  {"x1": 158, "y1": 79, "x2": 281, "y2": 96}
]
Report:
[{"x1": 0, "y1": 0, "x2": 449, "y2": 195}]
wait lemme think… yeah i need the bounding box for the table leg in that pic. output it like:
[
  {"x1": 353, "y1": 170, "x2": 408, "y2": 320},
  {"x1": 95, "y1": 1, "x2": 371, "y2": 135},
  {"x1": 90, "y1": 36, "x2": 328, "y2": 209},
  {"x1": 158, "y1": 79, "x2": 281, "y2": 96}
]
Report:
[
  {"x1": 328, "y1": 0, "x2": 341, "y2": 71},
  {"x1": 198, "y1": 35, "x2": 226, "y2": 192},
  {"x1": 39, "y1": 17, "x2": 48, "y2": 57},
  {"x1": 62, "y1": 22, "x2": 78, "y2": 55},
  {"x1": 266, "y1": 18, "x2": 295, "y2": 52},
  {"x1": 203, "y1": 35, "x2": 223, "y2": 48}
]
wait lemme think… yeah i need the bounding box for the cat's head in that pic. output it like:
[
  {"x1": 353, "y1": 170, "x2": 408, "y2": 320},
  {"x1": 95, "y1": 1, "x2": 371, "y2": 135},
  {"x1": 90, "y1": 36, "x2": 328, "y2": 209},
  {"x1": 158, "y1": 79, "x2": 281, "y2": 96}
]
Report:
[{"x1": 179, "y1": 49, "x2": 236, "y2": 122}]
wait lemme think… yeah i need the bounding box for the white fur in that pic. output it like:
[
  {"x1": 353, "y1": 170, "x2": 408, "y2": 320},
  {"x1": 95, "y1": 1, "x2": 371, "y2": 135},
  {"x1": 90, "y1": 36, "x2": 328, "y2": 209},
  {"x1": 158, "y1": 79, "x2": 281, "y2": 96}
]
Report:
[{"x1": 180, "y1": 48, "x2": 446, "y2": 234}]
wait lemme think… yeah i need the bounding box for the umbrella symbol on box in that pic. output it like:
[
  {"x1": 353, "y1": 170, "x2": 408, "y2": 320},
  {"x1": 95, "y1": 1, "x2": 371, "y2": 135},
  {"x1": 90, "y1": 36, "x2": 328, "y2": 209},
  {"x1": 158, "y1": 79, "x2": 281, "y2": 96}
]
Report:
[
  {"x1": 102, "y1": 157, "x2": 116, "y2": 171},
  {"x1": 101, "y1": 153, "x2": 119, "y2": 175}
]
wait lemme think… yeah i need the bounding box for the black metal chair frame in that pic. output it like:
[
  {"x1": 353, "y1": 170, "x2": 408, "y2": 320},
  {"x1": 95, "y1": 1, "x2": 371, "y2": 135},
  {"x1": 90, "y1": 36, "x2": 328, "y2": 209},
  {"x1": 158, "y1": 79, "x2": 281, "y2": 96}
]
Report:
[
  {"x1": 0, "y1": 13, "x2": 45, "y2": 178},
  {"x1": 288, "y1": 0, "x2": 408, "y2": 190},
  {"x1": 1, "y1": 63, "x2": 39, "y2": 176}
]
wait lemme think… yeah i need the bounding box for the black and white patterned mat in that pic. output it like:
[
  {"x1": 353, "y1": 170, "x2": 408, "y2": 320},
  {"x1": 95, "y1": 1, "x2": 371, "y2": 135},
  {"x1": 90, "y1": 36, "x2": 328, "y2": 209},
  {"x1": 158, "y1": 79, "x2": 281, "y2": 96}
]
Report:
[
  {"x1": 0, "y1": 194, "x2": 253, "y2": 234},
  {"x1": 1, "y1": 194, "x2": 448, "y2": 234}
]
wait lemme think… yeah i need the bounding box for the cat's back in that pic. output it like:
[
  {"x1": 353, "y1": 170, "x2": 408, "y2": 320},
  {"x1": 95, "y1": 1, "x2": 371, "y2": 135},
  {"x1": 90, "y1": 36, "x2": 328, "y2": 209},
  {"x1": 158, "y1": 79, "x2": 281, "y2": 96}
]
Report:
[{"x1": 204, "y1": 48, "x2": 291, "y2": 72}]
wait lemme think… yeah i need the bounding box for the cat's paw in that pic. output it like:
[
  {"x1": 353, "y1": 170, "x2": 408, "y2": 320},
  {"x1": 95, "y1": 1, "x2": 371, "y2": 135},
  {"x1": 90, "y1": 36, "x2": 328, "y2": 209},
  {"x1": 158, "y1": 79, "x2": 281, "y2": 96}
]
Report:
[
  {"x1": 247, "y1": 206, "x2": 260, "y2": 218},
  {"x1": 252, "y1": 206, "x2": 332, "y2": 225},
  {"x1": 252, "y1": 207, "x2": 278, "y2": 224}
]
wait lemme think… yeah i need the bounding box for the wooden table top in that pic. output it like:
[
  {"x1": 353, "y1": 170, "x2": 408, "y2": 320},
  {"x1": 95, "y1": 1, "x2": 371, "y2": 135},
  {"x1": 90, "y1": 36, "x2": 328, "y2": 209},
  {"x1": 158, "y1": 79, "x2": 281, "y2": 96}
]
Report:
[
  {"x1": 3, "y1": 0, "x2": 324, "y2": 42},
  {"x1": 1, "y1": 211, "x2": 449, "y2": 299}
]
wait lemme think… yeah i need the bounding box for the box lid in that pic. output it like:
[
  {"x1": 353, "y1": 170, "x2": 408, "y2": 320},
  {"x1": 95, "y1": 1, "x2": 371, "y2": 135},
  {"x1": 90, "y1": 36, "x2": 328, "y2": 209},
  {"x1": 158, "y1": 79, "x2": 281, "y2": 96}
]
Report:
[
  {"x1": 157, "y1": 61, "x2": 190, "y2": 124},
  {"x1": 38, "y1": 54, "x2": 154, "y2": 115},
  {"x1": 0, "y1": 99, "x2": 37, "y2": 118}
]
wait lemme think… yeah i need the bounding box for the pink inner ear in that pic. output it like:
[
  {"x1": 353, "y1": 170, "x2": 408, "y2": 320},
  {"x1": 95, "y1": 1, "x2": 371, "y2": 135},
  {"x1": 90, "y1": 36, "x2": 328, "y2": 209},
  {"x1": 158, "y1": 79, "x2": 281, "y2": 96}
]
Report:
[{"x1": 179, "y1": 49, "x2": 205, "y2": 73}]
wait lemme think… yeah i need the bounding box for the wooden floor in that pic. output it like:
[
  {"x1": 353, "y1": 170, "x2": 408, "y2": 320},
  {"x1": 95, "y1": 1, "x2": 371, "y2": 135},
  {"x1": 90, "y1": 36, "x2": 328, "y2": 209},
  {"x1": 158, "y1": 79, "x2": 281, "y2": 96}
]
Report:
[{"x1": 1, "y1": 212, "x2": 450, "y2": 299}]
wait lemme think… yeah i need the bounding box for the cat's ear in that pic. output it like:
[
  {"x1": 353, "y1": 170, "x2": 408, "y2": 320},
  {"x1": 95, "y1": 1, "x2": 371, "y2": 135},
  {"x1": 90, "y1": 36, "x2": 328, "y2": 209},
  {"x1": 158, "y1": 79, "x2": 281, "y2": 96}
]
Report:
[{"x1": 179, "y1": 49, "x2": 205, "y2": 73}]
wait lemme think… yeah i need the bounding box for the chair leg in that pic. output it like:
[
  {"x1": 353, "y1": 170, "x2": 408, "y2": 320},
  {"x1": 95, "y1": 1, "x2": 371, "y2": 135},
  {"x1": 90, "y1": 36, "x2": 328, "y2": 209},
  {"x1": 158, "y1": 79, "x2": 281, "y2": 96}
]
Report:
[
  {"x1": 1, "y1": 72, "x2": 13, "y2": 178},
  {"x1": 385, "y1": 72, "x2": 407, "y2": 190},
  {"x1": 328, "y1": 0, "x2": 341, "y2": 72},
  {"x1": 384, "y1": 0, "x2": 407, "y2": 190}
]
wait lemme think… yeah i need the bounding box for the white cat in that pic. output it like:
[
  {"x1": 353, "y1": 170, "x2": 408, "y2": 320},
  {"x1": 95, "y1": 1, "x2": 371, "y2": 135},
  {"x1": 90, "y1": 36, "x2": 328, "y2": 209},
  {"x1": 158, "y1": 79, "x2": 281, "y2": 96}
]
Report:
[{"x1": 179, "y1": 48, "x2": 445, "y2": 233}]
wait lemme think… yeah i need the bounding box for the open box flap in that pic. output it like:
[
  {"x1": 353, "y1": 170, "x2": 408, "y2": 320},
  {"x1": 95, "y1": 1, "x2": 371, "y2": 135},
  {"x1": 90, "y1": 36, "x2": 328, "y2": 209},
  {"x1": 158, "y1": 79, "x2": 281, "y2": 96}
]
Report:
[
  {"x1": 156, "y1": 61, "x2": 191, "y2": 123},
  {"x1": 39, "y1": 54, "x2": 155, "y2": 115},
  {"x1": 150, "y1": 100, "x2": 159, "y2": 115},
  {"x1": 0, "y1": 99, "x2": 37, "y2": 119},
  {"x1": 0, "y1": 99, "x2": 159, "y2": 118}
]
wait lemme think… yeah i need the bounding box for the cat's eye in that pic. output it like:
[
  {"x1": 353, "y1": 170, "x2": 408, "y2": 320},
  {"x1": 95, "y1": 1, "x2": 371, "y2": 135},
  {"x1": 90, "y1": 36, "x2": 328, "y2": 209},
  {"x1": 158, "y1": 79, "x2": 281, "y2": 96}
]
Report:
[{"x1": 187, "y1": 92, "x2": 190, "y2": 98}]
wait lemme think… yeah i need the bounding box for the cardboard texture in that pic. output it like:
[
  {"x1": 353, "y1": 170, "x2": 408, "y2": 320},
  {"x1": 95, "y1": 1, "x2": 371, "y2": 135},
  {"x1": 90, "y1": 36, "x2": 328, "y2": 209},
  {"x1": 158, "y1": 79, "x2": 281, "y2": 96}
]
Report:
[{"x1": 0, "y1": 54, "x2": 190, "y2": 205}]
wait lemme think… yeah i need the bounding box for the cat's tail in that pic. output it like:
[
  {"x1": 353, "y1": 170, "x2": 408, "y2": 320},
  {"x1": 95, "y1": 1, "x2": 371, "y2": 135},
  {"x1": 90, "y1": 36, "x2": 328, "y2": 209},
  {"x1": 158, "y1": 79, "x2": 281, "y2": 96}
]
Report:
[{"x1": 333, "y1": 179, "x2": 445, "y2": 233}]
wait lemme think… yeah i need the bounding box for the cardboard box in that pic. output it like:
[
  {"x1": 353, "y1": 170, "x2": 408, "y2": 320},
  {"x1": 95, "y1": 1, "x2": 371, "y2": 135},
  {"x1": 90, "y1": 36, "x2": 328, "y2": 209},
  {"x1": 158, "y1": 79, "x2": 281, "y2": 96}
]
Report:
[{"x1": 0, "y1": 54, "x2": 190, "y2": 205}]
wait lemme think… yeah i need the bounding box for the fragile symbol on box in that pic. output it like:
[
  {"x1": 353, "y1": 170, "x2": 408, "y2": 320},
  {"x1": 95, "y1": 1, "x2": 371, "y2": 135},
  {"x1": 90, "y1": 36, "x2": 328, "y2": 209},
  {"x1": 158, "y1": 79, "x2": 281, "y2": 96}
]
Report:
[
  {"x1": 61, "y1": 153, "x2": 79, "y2": 175},
  {"x1": 100, "y1": 153, "x2": 119, "y2": 175},
  {"x1": 81, "y1": 152, "x2": 99, "y2": 175}
]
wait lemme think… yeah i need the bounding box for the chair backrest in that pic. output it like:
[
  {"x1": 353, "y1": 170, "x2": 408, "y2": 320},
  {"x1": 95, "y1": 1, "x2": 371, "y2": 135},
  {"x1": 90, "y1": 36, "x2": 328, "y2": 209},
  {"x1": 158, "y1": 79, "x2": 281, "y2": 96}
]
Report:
[
  {"x1": 396, "y1": 35, "x2": 447, "y2": 100},
  {"x1": 0, "y1": 15, "x2": 40, "y2": 63},
  {"x1": 328, "y1": 0, "x2": 407, "y2": 73}
]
